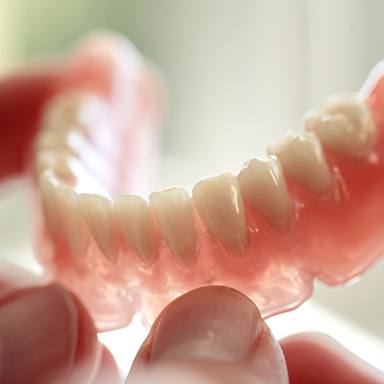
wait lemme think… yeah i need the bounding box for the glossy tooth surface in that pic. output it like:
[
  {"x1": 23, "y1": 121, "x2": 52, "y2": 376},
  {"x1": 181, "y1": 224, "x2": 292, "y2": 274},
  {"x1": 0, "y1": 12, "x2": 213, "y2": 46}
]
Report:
[
  {"x1": 55, "y1": 184, "x2": 88, "y2": 258},
  {"x1": 35, "y1": 149, "x2": 74, "y2": 180},
  {"x1": 78, "y1": 194, "x2": 117, "y2": 262},
  {"x1": 39, "y1": 171, "x2": 61, "y2": 239},
  {"x1": 150, "y1": 188, "x2": 197, "y2": 266},
  {"x1": 193, "y1": 173, "x2": 248, "y2": 256},
  {"x1": 42, "y1": 92, "x2": 105, "y2": 133},
  {"x1": 268, "y1": 132, "x2": 333, "y2": 197},
  {"x1": 114, "y1": 194, "x2": 159, "y2": 267},
  {"x1": 304, "y1": 94, "x2": 377, "y2": 157},
  {"x1": 303, "y1": 95, "x2": 377, "y2": 156},
  {"x1": 238, "y1": 156, "x2": 293, "y2": 231}
]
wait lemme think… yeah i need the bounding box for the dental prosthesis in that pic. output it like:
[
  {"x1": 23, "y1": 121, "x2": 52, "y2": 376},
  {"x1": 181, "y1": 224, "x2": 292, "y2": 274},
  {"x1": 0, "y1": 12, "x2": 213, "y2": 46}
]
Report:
[{"x1": 3, "y1": 33, "x2": 384, "y2": 331}]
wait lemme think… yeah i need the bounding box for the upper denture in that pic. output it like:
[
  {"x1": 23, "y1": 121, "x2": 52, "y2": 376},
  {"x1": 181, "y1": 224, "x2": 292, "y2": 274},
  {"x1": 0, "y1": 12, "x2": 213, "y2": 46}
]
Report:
[{"x1": 22, "y1": 32, "x2": 384, "y2": 331}]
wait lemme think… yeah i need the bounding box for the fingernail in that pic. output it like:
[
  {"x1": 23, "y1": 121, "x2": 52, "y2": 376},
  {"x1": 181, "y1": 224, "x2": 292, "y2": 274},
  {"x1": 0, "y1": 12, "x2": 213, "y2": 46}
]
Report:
[
  {"x1": 149, "y1": 286, "x2": 262, "y2": 363},
  {"x1": 0, "y1": 284, "x2": 79, "y2": 383}
]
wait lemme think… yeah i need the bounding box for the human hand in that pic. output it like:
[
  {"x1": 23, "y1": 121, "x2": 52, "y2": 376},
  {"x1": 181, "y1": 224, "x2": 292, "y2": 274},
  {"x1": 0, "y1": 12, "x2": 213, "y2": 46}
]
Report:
[{"x1": 0, "y1": 262, "x2": 383, "y2": 384}]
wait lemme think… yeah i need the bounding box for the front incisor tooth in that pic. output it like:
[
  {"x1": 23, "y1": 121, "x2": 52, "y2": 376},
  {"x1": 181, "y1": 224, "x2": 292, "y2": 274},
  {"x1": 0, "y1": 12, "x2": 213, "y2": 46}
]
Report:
[
  {"x1": 114, "y1": 194, "x2": 159, "y2": 267},
  {"x1": 268, "y1": 132, "x2": 333, "y2": 197},
  {"x1": 150, "y1": 188, "x2": 197, "y2": 266},
  {"x1": 193, "y1": 173, "x2": 248, "y2": 257},
  {"x1": 55, "y1": 184, "x2": 88, "y2": 258},
  {"x1": 303, "y1": 94, "x2": 377, "y2": 157},
  {"x1": 238, "y1": 156, "x2": 293, "y2": 231},
  {"x1": 78, "y1": 194, "x2": 117, "y2": 263}
]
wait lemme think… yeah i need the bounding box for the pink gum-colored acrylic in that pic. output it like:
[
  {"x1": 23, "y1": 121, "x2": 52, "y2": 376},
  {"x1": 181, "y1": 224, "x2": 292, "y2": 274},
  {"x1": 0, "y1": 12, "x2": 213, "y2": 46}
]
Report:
[{"x1": 30, "y1": 35, "x2": 384, "y2": 331}]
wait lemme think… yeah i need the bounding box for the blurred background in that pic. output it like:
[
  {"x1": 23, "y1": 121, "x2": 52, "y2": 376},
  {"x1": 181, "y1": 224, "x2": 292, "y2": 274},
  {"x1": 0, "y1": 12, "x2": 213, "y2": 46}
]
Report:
[{"x1": 0, "y1": 0, "x2": 383, "y2": 373}]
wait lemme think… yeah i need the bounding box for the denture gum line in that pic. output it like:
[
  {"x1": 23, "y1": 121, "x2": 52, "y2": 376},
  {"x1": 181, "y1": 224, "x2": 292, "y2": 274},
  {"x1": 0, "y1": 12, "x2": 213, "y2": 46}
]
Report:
[{"x1": 30, "y1": 36, "x2": 384, "y2": 331}]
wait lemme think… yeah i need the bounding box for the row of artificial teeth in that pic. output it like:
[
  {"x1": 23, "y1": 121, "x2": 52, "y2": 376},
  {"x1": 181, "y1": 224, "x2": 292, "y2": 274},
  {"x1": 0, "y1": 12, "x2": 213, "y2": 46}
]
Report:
[
  {"x1": 35, "y1": 92, "x2": 377, "y2": 267},
  {"x1": 34, "y1": 92, "x2": 111, "y2": 190}
]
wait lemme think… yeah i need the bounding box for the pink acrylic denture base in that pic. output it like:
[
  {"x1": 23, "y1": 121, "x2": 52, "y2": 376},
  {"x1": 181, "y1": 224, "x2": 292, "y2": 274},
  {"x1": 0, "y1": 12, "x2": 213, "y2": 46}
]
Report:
[{"x1": 26, "y1": 35, "x2": 384, "y2": 331}]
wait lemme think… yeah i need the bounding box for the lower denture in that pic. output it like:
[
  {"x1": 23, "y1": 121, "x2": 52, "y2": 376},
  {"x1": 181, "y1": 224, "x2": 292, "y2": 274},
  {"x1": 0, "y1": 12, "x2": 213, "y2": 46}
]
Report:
[{"x1": 4, "y1": 32, "x2": 384, "y2": 331}]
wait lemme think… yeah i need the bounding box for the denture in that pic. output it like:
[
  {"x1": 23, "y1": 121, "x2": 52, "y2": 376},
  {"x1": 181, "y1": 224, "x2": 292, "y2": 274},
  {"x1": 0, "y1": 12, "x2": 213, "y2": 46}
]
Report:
[{"x1": 2, "y1": 32, "x2": 384, "y2": 331}]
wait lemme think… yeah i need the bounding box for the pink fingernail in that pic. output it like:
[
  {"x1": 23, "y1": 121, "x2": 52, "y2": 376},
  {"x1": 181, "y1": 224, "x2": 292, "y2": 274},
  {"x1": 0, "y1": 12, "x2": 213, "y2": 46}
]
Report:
[
  {"x1": 149, "y1": 286, "x2": 262, "y2": 363},
  {"x1": 0, "y1": 284, "x2": 78, "y2": 383}
]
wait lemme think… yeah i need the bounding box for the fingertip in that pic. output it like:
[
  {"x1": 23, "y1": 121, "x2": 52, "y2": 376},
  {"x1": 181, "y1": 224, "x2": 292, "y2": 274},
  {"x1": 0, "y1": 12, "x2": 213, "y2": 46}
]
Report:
[
  {"x1": 281, "y1": 332, "x2": 384, "y2": 384},
  {"x1": 92, "y1": 346, "x2": 121, "y2": 384},
  {"x1": 129, "y1": 286, "x2": 288, "y2": 384},
  {"x1": 0, "y1": 283, "x2": 100, "y2": 384},
  {"x1": 66, "y1": 287, "x2": 101, "y2": 383}
]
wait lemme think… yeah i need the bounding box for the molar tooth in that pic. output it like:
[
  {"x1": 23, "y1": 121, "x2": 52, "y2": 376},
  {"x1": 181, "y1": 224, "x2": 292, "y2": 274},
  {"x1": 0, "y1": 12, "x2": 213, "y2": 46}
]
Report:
[
  {"x1": 268, "y1": 132, "x2": 333, "y2": 197},
  {"x1": 193, "y1": 173, "x2": 248, "y2": 257},
  {"x1": 238, "y1": 156, "x2": 293, "y2": 231},
  {"x1": 114, "y1": 194, "x2": 159, "y2": 267},
  {"x1": 78, "y1": 193, "x2": 117, "y2": 263},
  {"x1": 303, "y1": 94, "x2": 377, "y2": 157},
  {"x1": 150, "y1": 188, "x2": 197, "y2": 266}
]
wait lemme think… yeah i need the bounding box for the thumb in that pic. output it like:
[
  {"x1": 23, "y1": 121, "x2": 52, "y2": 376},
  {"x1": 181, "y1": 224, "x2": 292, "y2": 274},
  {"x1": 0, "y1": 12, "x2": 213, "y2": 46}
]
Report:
[
  {"x1": 0, "y1": 283, "x2": 100, "y2": 384},
  {"x1": 127, "y1": 286, "x2": 288, "y2": 384}
]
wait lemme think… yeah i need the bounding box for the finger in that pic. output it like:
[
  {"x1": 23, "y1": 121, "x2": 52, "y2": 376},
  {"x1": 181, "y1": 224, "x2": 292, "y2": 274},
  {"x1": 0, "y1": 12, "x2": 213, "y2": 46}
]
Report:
[
  {"x1": 0, "y1": 283, "x2": 100, "y2": 384},
  {"x1": 127, "y1": 286, "x2": 288, "y2": 384},
  {"x1": 0, "y1": 71, "x2": 56, "y2": 180},
  {"x1": 0, "y1": 260, "x2": 40, "y2": 301},
  {"x1": 280, "y1": 332, "x2": 384, "y2": 384},
  {"x1": 92, "y1": 346, "x2": 121, "y2": 384}
]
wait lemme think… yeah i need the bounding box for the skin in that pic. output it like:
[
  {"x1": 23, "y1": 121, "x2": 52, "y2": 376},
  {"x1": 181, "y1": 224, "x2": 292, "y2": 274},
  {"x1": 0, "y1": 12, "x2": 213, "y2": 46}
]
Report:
[{"x1": 0, "y1": 264, "x2": 383, "y2": 384}]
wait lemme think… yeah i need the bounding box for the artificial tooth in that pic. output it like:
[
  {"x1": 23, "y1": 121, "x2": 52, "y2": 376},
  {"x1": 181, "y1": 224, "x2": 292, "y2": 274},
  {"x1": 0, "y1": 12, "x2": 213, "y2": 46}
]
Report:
[
  {"x1": 38, "y1": 171, "x2": 61, "y2": 239},
  {"x1": 34, "y1": 130, "x2": 71, "y2": 152},
  {"x1": 193, "y1": 173, "x2": 248, "y2": 257},
  {"x1": 114, "y1": 194, "x2": 159, "y2": 267},
  {"x1": 78, "y1": 193, "x2": 117, "y2": 262},
  {"x1": 150, "y1": 188, "x2": 197, "y2": 266},
  {"x1": 303, "y1": 94, "x2": 377, "y2": 157},
  {"x1": 41, "y1": 92, "x2": 106, "y2": 133},
  {"x1": 238, "y1": 156, "x2": 293, "y2": 231},
  {"x1": 55, "y1": 184, "x2": 88, "y2": 258},
  {"x1": 35, "y1": 149, "x2": 74, "y2": 180},
  {"x1": 268, "y1": 132, "x2": 333, "y2": 197}
]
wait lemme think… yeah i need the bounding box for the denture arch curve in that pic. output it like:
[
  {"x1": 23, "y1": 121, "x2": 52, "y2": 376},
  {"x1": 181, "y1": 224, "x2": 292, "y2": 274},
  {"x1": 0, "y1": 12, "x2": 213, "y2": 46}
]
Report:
[{"x1": 25, "y1": 33, "x2": 384, "y2": 331}]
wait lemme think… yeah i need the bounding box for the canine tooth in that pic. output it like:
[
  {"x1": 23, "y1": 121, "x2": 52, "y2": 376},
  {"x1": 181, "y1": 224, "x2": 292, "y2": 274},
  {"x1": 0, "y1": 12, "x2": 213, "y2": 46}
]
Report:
[
  {"x1": 268, "y1": 132, "x2": 333, "y2": 197},
  {"x1": 193, "y1": 173, "x2": 248, "y2": 256},
  {"x1": 78, "y1": 193, "x2": 117, "y2": 262},
  {"x1": 39, "y1": 171, "x2": 61, "y2": 239},
  {"x1": 238, "y1": 156, "x2": 292, "y2": 231},
  {"x1": 303, "y1": 94, "x2": 377, "y2": 157},
  {"x1": 114, "y1": 194, "x2": 159, "y2": 267},
  {"x1": 150, "y1": 188, "x2": 197, "y2": 266},
  {"x1": 42, "y1": 92, "x2": 105, "y2": 132},
  {"x1": 55, "y1": 184, "x2": 88, "y2": 258}
]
